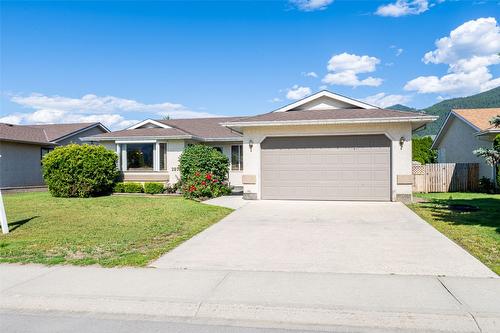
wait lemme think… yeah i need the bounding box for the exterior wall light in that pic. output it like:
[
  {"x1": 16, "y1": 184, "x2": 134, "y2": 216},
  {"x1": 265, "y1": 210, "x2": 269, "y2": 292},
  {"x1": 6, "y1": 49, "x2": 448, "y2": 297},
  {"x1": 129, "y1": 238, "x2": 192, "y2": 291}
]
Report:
[
  {"x1": 248, "y1": 139, "x2": 254, "y2": 152},
  {"x1": 399, "y1": 136, "x2": 405, "y2": 149}
]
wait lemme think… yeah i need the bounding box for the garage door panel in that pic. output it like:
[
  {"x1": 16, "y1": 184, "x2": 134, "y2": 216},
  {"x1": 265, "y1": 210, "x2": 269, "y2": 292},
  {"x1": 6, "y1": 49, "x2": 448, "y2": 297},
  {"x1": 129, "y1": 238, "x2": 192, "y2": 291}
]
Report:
[{"x1": 261, "y1": 135, "x2": 391, "y2": 201}]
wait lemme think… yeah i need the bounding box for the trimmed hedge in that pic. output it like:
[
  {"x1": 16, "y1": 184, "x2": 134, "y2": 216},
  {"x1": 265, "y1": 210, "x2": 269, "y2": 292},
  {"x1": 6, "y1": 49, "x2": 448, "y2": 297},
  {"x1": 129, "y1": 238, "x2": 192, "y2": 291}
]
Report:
[
  {"x1": 123, "y1": 182, "x2": 143, "y2": 193},
  {"x1": 113, "y1": 182, "x2": 125, "y2": 193},
  {"x1": 42, "y1": 144, "x2": 119, "y2": 198},
  {"x1": 144, "y1": 182, "x2": 165, "y2": 194}
]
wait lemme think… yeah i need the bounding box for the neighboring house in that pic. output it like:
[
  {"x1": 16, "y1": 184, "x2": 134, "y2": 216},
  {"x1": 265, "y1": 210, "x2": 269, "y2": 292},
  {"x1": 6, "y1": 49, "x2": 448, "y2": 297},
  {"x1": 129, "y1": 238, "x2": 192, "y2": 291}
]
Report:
[
  {"x1": 84, "y1": 91, "x2": 436, "y2": 202},
  {"x1": 432, "y1": 108, "x2": 500, "y2": 181},
  {"x1": 0, "y1": 122, "x2": 109, "y2": 188}
]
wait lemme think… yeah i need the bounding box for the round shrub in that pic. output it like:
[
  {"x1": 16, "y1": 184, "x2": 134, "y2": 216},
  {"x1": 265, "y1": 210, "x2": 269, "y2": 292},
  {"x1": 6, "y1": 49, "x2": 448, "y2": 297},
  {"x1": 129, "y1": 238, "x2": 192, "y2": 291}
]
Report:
[
  {"x1": 42, "y1": 144, "x2": 119, "y2": 198},
  {"x1": 179, "y1": 145, "x2": 229, "y2": 183},
  {"x1": 144, "y1": 182, "x2": 165, "y2": 194}
]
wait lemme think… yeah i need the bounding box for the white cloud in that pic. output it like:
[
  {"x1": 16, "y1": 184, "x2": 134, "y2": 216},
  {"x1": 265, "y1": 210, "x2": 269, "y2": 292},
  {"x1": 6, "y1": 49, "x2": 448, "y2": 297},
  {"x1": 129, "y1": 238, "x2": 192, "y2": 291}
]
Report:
[
  {"x1": 286, "y1": 85, "x2": 312, "y2": 100},
  {"x1": 269, "y1": 97, "x2": 283, "y2": 103},
  {"x1": 390, "y1": 45, "x2": 404, "y2": 56},
  {"x1": 404, "y1": 17, "x2": 500, "y2": 96},
  {"x1": 376, "y1": 0, "x2": 429, "y2": 17},
  {"x1": 303, "y1": 71, "x2": 318, "y2": 78},
  {"x1": 322, "y1": 52, "x2": 382, "y2": 87},
  {"x1": 0, "y1": 114, "x2": 23, "y2": 125},
  {"x1": 3, "y1": 93, "x2": 217, "y2": 130},
  {"x1": 362, "y1": 93, "x2": 411, "y2": 108},
  {"x1": 423, "y1": 17, "x2": 500, "y2": 65},
  {"x1": 290, "y1": 0, "x2": 333, "y2": 11}
]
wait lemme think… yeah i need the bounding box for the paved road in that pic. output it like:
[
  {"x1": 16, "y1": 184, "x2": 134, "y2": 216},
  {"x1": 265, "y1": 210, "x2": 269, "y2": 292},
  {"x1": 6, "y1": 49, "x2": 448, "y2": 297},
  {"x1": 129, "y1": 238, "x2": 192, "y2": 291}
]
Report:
[
  {"x1": 152, "y1": 200, "x2": 495, "y2": 277},
  {"x1": 0, "y1": 311, "x2": 324, "y2": 333}
]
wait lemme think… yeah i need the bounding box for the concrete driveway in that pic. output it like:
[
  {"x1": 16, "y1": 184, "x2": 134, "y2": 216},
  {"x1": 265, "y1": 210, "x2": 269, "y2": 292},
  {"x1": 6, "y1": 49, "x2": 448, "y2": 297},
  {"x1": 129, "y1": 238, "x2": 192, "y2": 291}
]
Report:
[{"x1": 152, "y1": 199, "x2": 496, "y2": 277}]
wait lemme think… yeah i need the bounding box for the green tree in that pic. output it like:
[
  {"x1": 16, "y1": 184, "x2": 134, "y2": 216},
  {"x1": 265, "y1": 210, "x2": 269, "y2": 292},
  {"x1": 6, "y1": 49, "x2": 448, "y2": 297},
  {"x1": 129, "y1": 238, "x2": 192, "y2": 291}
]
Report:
[{"x1": 412, "y1": 136, "x2": 437, "y2": 164}]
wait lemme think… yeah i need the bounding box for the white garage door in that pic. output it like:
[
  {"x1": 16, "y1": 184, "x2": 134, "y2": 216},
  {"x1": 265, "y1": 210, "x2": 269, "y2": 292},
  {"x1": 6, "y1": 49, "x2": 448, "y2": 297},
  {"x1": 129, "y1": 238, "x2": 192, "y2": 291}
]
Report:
[{"x1": 261, "y1": 135, "x2": 391, "y2": 201}]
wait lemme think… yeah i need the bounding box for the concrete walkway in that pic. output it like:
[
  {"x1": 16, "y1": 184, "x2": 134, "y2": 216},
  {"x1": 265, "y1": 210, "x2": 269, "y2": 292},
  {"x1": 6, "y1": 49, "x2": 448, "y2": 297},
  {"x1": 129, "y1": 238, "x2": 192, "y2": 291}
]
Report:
[
  {"x1": 153, "y1": 200, "x2": 495, "y2": 277},
  {"x1": 1, "y1": 264, "x2": 499, "y2": 332}
]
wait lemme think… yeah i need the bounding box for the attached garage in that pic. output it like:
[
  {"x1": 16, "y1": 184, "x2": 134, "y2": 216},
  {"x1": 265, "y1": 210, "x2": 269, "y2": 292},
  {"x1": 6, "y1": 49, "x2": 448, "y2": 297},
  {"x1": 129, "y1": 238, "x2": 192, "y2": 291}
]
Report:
[
  {"x1": 222, "y1": 90, "x2": 437, "y2": 202},
  {"x1": 261, "y1": 135, "x2": 391, "y2": 201}
]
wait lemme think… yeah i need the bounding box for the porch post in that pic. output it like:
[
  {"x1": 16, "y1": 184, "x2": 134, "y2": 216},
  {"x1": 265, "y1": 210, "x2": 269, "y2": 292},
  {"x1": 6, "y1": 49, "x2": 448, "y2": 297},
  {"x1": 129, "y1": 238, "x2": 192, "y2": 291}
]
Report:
[
  {"x1": 121, "y1": 144, "x2": 127, "y2": 171},
  {"x1": 115, "y1": 144, "x2": 121, "y2": 170},
  {"x1": 154, "y1": 142, "x2": 160, "y2": 171}
]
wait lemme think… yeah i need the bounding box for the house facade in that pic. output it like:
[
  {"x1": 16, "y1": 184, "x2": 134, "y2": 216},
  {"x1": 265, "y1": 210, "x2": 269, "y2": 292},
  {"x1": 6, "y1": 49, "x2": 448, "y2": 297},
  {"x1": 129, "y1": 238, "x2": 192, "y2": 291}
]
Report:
[
  {"x1": 0, "y1": 122, "x2": 109, "y2": 188},
  {"x1": 85, "y1": 91, "x2": 436, "y2": 202},
  {"x1": 432, "y1": 108, "x2": 500, "y2": 181},
  {"x1": 83, "y1": 117, "x2": 245, "y2": 187}
]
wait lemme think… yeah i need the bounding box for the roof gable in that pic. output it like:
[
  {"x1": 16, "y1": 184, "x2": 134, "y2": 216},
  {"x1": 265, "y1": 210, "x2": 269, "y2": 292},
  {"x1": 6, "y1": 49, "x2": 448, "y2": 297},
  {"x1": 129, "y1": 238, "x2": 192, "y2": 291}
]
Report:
[
  {"x1": 127, "y1": 119, "x2": 172, "y2": 129},
  {"x1": 273, "y1": 90, "x2": 378, "y2": 113},
  {"x1": 432, "y1": 108, "x2": 500, "y2": 148}
]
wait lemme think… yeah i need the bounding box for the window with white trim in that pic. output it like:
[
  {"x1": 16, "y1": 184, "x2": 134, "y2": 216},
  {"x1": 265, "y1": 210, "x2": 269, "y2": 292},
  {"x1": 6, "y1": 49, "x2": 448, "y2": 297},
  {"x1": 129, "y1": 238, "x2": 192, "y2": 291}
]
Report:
[{"x1": 231, "y1": 145, "x2": 243, "y2": 171}]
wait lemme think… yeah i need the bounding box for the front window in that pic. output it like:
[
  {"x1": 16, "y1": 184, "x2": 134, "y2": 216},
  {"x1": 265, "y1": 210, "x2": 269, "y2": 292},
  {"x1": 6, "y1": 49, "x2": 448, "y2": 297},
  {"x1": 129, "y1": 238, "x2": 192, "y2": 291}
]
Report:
[
  {"x1": 126, "y1": 143, "x2": 154, "y2": 171},
  {"x1": 231, "y1": 145, "x2": 243, "y2": 171},
  {"x1": 159, "y1": 143, "x2": 167, "y2": 170}
]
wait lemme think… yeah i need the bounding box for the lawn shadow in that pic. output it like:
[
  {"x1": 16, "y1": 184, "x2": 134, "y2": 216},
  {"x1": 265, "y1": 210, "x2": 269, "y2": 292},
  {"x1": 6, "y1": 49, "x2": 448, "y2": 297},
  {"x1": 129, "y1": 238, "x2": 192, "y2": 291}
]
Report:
[
  {"x1": 8, "y1": 216, "x2": 39, "y2": 232},
  {"x1": 418, "y1": 197, "x2": 500, "y2": 233}
]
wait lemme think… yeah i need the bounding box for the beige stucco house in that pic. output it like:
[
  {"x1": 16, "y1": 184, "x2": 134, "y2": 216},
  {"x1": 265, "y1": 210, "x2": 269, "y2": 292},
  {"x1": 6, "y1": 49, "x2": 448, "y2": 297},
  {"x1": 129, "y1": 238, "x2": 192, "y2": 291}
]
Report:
[
  {"x1": 85, "y1": 91, "x2": 436, "y2": 202},
  {"x1": 0, "y1": 122, "x2": 109, "y2": 189},
  {"x1": 432, "y1": 108, "x2": 500, "y2": 181}
]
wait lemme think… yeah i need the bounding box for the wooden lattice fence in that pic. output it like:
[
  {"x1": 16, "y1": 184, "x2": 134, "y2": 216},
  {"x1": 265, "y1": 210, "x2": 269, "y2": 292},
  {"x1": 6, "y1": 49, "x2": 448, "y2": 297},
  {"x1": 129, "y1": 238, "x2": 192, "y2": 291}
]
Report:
[{"x1": 412, "y1": 163, "x2": 479, "y2": 193}]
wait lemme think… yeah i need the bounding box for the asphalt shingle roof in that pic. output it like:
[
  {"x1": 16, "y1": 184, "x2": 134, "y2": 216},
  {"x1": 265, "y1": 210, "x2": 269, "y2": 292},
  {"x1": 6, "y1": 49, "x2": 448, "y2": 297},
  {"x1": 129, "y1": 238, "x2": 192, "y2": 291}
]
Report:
[
  {"x1": 224, "y1": 108, "x2": 428, "y2": 124},
  {"x1": 26, "y1": 123, "x2": 102, "y2": 142},
  {"x1": 453, "y1": 108, "x2": 500, "y2": 131},
  {"x1": 159, "y1": 117, "x2": 244, "y2": 139},
  {"x1": 0, "y1": 123, "x2": 51, "y2": 145},
  {"x1": 88, "y1": 127, "x2": 190, "y2": 139}
]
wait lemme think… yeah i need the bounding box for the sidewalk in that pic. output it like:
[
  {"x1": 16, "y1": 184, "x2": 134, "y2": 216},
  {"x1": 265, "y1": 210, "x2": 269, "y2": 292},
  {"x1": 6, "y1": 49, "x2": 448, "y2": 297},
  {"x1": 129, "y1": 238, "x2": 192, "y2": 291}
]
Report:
[{"x1": 1, "y1": 264, "x2": 499, "y2": 332}]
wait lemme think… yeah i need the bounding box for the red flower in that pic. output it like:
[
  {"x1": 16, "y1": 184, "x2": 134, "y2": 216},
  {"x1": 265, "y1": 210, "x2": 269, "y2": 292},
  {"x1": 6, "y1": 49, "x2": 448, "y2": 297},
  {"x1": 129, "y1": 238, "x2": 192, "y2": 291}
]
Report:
[
  {"x1": 189, "y1": 185, "x2": 196, "y2": 192},
  {"x1": 201, "y1": 181, "x2": 206, "y2": 186},
  {"x1": 212, "y1": 179, "x2": 218, "y2": 183},
  {"x1": 205, "y1": 173, "x2": 212, "y2": 180}
]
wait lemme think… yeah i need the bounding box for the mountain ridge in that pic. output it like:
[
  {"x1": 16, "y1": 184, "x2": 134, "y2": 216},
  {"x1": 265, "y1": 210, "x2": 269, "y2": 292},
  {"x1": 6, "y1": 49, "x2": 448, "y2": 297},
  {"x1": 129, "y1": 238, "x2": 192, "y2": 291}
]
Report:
[{"x1": 388, "y1": 86, "x2": 500, "y2": 136}]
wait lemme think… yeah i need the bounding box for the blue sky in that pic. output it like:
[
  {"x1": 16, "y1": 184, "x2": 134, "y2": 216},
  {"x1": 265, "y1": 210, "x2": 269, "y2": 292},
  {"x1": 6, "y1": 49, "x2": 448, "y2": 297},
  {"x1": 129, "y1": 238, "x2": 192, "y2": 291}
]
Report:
[{"x1": 1, "y1": 0, "x2": 499, "y2": 129}]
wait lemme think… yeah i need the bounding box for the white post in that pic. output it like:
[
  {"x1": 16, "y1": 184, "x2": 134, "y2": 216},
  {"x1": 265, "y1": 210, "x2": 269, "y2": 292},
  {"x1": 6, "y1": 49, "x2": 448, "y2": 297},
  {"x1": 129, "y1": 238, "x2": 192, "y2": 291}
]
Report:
[
  {"x1": 0, "y1": 190, "x2": 9, "y2": 234},
  {"x1": 116, "y1": 144, "x2": 121, "y2": 170},
  {"x1": 154, "y1": 142, "x2": 160, "y2": 172},
  {"x1": 121, "y1": 144, "x2": 127, "y2": 171}
]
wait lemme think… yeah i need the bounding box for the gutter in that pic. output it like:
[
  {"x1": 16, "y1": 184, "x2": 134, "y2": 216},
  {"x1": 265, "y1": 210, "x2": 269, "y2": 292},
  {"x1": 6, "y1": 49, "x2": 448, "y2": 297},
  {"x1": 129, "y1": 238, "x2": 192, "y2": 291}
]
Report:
[
  {"x1": 0, "y1": 138, "x2": 56, "y2": 146},
  {"x1": 222, "y1": 116, "x2": 438, "y2": 128},
  {"x1": 81, "y1": 135, "x2": 194, "y2": 142}
]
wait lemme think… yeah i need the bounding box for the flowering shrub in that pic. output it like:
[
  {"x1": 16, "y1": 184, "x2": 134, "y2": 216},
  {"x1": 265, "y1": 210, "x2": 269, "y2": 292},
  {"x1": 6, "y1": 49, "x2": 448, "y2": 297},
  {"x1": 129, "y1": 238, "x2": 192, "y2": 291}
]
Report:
[
  {"x1": 179, "y1": 144, "x2": 231, "y2": 199},
  {"x1": 182, "y1": 171, "x2": 231, "y2": 200},
  {"x1": 179, "y1": 145, "x2": 229, "y2": 183}
]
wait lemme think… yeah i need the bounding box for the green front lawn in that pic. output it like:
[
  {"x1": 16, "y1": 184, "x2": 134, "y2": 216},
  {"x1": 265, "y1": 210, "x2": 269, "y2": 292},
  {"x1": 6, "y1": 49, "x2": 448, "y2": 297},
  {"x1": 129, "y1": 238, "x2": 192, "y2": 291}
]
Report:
[
  {"x1": 409, "y1": 192, "x2": 500, "y2": 275},
  {"x1": 0, "y1": 192, "x2": 232, "y2": 267}
]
